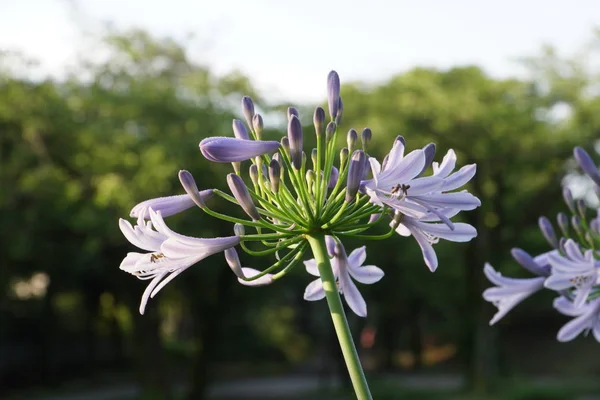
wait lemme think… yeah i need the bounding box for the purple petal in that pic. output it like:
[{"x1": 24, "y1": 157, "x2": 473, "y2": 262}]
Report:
[
  {"x1": 410, "y1": 228, "x2": 438, "y2": 272},
  {"x1": 200, "y1": 137, "x2": 280, "y2": 162},
  {"x1": 347, "y1": 246, "x2": 367, "y2": 267},
  {"x1": 348, "y1": 264, "x2": 384, "y2": 285},
  {"x1": 339, "y1": 271, "x2": 367, "y2": 317},
  {"x1": 304, "y1": 278, "x2": 326, "y2": 301},
  {"x1": 130, "y1": 192, "x2": 213, "y2": 219},
  {"x1": 238, "y1": 268, "x2": 273, "y2": 286},
  {"x1": 574, "y1": 146, "x2": 600, "y2": 186},
  {"x1": 511, "y1": 248, "x2": 550, "y2": 276},
  {"x1": 557, "y1": 312, "x2": 594, "y2": 342},
  {"x1": 442, "y1": 164, "x2": 476, "y2": 191},
  {"x1": 304, "y1": 259, "x2": 319, "y2": 277}
]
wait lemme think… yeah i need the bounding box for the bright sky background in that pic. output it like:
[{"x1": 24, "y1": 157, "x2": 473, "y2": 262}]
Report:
[{"x1": 1, "y1": 0, "x2": 599, "y2": 102}]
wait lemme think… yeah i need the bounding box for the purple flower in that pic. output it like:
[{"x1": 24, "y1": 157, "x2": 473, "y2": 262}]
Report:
[
  {"x1": 119, "y1": 208, "x2": 239, "y2": 314},
  {"x1": 553, "y1": 296, "x2": 600, "y2": 342},
  {"x1": 394, "y1": 210, "x2": 477, "y2": 272},
  {"x1": 483, "y1": 263, "x2": 546, "y2": 325},
  {"x1": 130, "y1": 190, "x2": 213, "y2": 219},
  {"x1": 303, "y1": 238, "x2": 384, "y2": 317},
  {"x1": 544, "y1": 239, "x2": 599, "y2": 307},
  {"x1": 200, "y1": 137, "x2": 279, "y2": 162}
]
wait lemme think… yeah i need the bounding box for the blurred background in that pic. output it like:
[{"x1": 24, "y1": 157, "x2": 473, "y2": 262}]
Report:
[{"x1": 2, "y1": 0, "x2": 600, "y2": 399}]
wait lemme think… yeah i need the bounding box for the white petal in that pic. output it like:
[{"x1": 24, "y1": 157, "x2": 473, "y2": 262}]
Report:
[
  {"x1": 139, "y1": 273, "x2": 167, "y2": 315},
  {"x1": 339, "y1": 272, "x2": 367, "y2": 317},
  {"x1": 411, "y1": 192, "x2": 481, "y2": 211},
  {"x1": 385, "y1": 139, "x2": 405, "y2": 171},
  {"x1": 304, "y1": 278, "x2": 326, "y2": 301},
  {"x1": 413, "y1": 221, "x2": 477, "y2": 243},
  {"x1": 557, "y1": 313, "x2": 594, "y2": 342},
  {"x1": 119, "y1": 219, "x2": 163, "y2": 251},
  {"x1": 347, "y1": 247, "x2": 367, "y2": 268},
  {"x1": 380, "y1": 149, "x2": 425, "y2": 185},
  {"x1": 411, "y1": 229, "x2": 438, "y2": 272},
  {"x1": 404, "y1": 176, "x2": 444, "y2": 195},
  {"x1": 348, "y1": 265, "x2": 385, "y2": 284},
  {"x1": 304, "y1": 259, "x2": 320, "y2": 277},
  {"x1": 238, "y1": 268, "x2": 273, "y2": 286},
  {"x1": 433, "y1": 149, "x2": 456, "y2": 178},
  {"x1": 441, "y1": 164, "x2": 476, "y2": 191}
]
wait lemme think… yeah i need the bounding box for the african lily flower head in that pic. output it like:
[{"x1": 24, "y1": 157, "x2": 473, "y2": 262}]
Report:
[
  {"x1": 118, "y1": 70, "x2": 481, "y2": 399},
  {"x1": 484, "y1": 146, "x2": 600, "y2": 343}
]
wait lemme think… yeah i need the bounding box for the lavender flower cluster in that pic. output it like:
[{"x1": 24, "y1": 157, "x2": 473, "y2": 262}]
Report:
[{"x1": 484, "y1": 147, "x2": 600, "y2": 342}]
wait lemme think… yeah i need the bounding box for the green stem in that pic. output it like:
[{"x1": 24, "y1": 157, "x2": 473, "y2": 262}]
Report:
[{"x1": 305, "y1": 233, "x2": 372, "y2": 400}]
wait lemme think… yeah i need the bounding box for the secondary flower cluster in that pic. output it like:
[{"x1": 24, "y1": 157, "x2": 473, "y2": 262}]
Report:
[
  {"x1": 118, "y1": 71, "x2": 480, "y2": 316},
  {"x1": 484, "y1": 147, "x2": 600, "y2": 342}
]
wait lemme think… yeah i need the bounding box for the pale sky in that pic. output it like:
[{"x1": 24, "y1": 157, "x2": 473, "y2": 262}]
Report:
[{"x1": 1, "y1": 0, "x2": 599, "y2": 102}]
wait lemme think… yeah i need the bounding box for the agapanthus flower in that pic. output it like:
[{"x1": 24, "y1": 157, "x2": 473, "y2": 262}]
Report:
[
  {"x1": 303, "y1": 237, "x2": 383, "y2": 317},
  {"x1": 119, "y1": 208, "x2": 239, "y2": 314},
  {"x1": 553, "y1": 296, "x2": 600, "y2": 342},
  {"x1": 394, "y1": 209, "x2": 477, "y2": 272},
  {"x1": 484, "y1": 146, "x2": 600, "y2": 343},
  {"x1": 483, "y1": 263, "x2": 545, "y2": 325},
  {"x1": 544, "y1": 239, "x2": 600, "y2": 307},
  {"x1": 119, "y1": 70, "x2": 480, "y2": 398}
]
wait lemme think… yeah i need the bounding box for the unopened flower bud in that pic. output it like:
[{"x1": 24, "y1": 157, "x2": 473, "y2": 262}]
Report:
[
  {"x1": 311, "y1": 148, "x2": 318, "y2": 169},
  {"x1": 313, "y1": 106, "x2": 325, "y2": 137},
  {"x1": 361, "y1": 128, "x2": 372, "y2": 151},
  {"x1": 347, "y1": 129, "x2": 358, "y2": 153},
  {"x1": 576, "y1": 199, "x2": 587, "y2": 219},
  {"x1": 557, "y1": 212, "x2": 569, "y2": 237},
  {"x1": 249, "y1": 164, "x2": 260, "y2": 188},
  {"x1": 325, "y1": 122, "x2": 336, "y2": 143},
  {"x1": 269, "y1": 159, "x2": 281, "y2": 193},
  {"x1": 200, "y1": 137, "x2": 279, "y2": 162},
  {"x1": 335, "y1": 97, "x2": 344, "y2": 126},
  {"x1": 287, "y1": 107, "x2": 299, "y2": 121},
  {"x1": 563, "y1": 187, "x2": 575, "y2": 212},
  {"x1": 280, "y1": 136, "x2": 290, "y2": 155},
  {"x1": 574, "y1": 147, "x2": 600, "y2": 186},
  {"x1": 178, "y1": 170, "x2": 210, "y2": 209},
  {"x1": 241, "y1": 96, "x2": 255, "y2": 130},
  {"x1": 571, "y1": 215, "x2": 583, "y2": 237},
  {"x1": 224, "y1": 248, "x2": 245, "y2": 278},
  {"x1": 234, "y1": 223, "x2": 245, "y2": 236},
  {"x1": 306, "y1": 169, "x2": 315, "y2": 194},
  {"x1": 227, "y1": 173, "x2": 260, "y2": 220},
  {"x1": 346, "y1": 150, "x2": 366, "y2": 202},
  {"x1": 232, "y1": 119, "x2": 249, "y2": 140},
  {"x1": 538, "y1": 216, "x2": 558, "y2": 248},
  {"x1": 329, "y1": 166, "x2": 339, "y2": 189},
  {"x1": 511, "y1": 248, "x2": 550, "y2": 276},
  {"x1": 327, "y1": 70, "x2": 341, "y2": 120},
  {"x1": 252, "y1": 114, "x2": 264, "y2": 139},
  {"x1": 288, "y1": 115, "x2": 303, "y2": 170},
  {"x1": 340, "y1": 147, "x2": 349, "y2": 167}
]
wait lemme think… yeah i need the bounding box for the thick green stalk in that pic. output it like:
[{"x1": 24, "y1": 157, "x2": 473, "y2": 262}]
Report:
[{"x1": 305, "y1": 233, "x2": 372, "y2": 400}]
